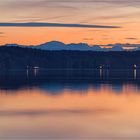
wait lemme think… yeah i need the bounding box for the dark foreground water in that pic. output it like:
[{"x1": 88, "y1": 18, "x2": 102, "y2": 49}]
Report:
[{"x1": 1, "y1": 69, "x2": 140, "y2": 140}]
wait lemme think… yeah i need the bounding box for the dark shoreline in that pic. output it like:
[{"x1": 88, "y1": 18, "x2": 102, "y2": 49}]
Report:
[
  {"x1": 0, "y1": 45, "x2": 140, "y2": 70},
  {"x1": 0, "y1": 68, "x2": 139, "y2": 90}
]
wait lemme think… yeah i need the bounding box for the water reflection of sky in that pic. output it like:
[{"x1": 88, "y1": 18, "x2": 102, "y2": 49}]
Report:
[
  {"x1": 0, "y1": 82, "x2": 140, "y2": 139},
  {"x1": 0, "y1": 83, "x2": 134, "y2": 94},
  {"x1": 25, "y1": 83, "x2": 140, "y2": 94}
]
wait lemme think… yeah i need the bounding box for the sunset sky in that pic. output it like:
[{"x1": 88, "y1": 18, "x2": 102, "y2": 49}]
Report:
[{"x1": 0, "y1": 0, "x2": 140, "y2": 45}]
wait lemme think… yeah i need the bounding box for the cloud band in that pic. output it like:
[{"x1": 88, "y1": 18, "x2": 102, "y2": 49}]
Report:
[{"x1": 0, "y1": 22, "x2": 120, "y2": 28}]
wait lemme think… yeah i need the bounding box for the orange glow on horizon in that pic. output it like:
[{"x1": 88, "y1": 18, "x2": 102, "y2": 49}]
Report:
[{"x1": 0, "y1": 22, "x2": 139, "y2": 46}]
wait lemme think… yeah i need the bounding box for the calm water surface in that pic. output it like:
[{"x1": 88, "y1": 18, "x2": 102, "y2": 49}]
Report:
[{"x1": 0, "y1": 70, "x2": 140, "y2": 140}]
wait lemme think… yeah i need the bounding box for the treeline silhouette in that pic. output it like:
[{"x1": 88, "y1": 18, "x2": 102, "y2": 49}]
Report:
[{"x1": 0, "y1": 45, "x2": 140, "y2": 70}]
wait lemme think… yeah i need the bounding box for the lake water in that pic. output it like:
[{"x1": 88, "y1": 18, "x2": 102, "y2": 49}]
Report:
[{"x1": 0, "y1": 70, "x2": 140, "y2": 140}]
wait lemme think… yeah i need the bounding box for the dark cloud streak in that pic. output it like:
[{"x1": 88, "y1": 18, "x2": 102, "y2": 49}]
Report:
[{"x1": 0, "y1": 22, "x2": 120, "y2": 28}]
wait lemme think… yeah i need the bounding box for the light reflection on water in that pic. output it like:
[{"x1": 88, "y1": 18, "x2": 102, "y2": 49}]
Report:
[{"x1": 0, "y1": 82, "x2": 140, "y2": 139}]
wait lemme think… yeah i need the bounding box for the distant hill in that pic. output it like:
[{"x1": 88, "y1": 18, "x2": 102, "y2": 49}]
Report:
[
  {"x1": 5, "y1": 41, "x2": 140, "y2": 51},
  {"x1": 24, "y1": 41, "x2": 125, "y2": 51}
]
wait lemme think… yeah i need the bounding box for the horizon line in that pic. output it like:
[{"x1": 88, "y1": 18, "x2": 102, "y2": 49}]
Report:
[{"x1": 2, "y1": 41, "x2": 139, "y2": 47}]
